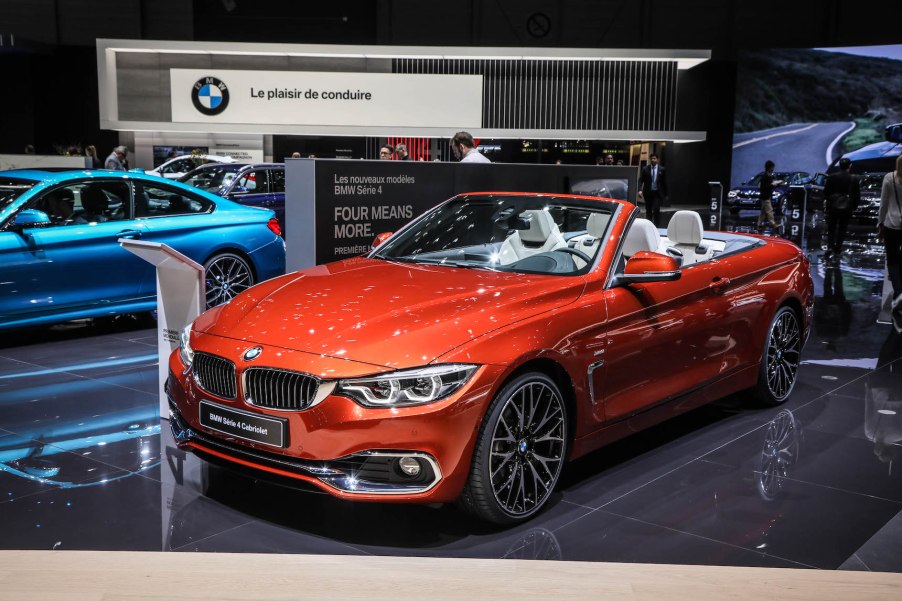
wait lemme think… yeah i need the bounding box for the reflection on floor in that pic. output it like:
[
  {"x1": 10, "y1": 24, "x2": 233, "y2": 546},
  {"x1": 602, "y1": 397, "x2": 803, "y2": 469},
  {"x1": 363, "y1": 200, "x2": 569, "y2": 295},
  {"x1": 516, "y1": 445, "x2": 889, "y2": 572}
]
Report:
[{"x1": 1, "y1": 246, "x2": 900, "y2": 572}]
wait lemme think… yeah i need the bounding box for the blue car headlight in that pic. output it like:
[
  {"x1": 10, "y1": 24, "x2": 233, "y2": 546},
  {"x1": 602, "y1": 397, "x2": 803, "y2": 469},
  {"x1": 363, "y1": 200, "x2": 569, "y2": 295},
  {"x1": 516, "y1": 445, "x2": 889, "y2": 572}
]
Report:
[
  {"x1": 179, "y1": 324, "x2": 195, "y2": 369},
  {"x1": 336, "y1": 364, "x2": 478, "y2": 408}
]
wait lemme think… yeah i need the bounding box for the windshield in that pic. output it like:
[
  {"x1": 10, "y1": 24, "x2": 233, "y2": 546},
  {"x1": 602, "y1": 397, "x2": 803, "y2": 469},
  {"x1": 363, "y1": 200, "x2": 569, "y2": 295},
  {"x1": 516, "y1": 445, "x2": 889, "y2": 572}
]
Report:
[
  {"x1": 372, "y1": 194, "x2": 617, "y2": 276},
  {"x1": 745, "y1": 172, "x2": 793, "y2": 186},
  {"x1": 179, "y1": 166, "x2": 241, "y2": 192},
  {"x1": 0, "y1": 179, "x2": 36, "y2": 212}
]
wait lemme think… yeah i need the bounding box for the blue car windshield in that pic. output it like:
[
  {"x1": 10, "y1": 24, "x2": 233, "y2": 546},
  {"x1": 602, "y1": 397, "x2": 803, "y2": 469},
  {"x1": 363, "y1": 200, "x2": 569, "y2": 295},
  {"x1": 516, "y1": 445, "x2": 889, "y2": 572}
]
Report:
[{"x1": 0, "y1": 179, "x2": 36, "y2": 212}]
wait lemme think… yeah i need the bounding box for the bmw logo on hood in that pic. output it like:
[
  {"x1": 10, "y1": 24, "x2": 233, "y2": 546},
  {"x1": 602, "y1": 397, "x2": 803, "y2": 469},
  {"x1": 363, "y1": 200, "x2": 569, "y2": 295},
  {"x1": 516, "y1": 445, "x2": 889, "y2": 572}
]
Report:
[{"x1": 242, "y1": 346, "x2": 263, "y2": 361}]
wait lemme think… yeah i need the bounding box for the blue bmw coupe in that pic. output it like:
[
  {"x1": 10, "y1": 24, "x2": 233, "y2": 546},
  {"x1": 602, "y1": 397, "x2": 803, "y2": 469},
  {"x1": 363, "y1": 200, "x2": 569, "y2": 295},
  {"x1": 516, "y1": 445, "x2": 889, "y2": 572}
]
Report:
[{"x1": 0, "y1": 169, "x2": 286, "y2": 330}]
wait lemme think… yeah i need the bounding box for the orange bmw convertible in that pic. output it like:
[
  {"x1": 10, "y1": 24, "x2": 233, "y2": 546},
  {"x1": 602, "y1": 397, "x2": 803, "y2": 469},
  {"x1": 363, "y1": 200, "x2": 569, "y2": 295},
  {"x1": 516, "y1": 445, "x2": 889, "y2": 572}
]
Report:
[{"x1": 167, "y1": 192, "x2": 814, "y2": 524}]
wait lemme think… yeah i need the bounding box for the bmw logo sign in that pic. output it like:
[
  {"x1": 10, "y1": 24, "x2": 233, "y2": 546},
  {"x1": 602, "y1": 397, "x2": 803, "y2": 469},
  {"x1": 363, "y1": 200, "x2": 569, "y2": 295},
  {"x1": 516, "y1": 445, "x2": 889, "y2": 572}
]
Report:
[
  {"x1": 242, "y1": 346, "x2": 263, "y2": 361},
  {"x1": 191, "y1": 76, "x2": 230, "y2": 116}
]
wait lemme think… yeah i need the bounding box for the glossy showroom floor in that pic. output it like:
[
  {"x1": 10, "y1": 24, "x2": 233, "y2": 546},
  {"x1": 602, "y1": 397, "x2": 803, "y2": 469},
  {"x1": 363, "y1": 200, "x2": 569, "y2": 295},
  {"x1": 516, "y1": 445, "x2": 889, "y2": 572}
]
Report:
[{"x1": 1, "y1": 212, "x2": 900, "y2": 572}]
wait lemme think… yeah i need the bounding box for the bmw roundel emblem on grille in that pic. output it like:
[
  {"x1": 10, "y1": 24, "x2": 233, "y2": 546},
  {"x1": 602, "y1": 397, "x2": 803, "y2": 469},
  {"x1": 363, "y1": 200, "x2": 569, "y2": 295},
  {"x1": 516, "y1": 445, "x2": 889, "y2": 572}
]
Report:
[
  {"x1": 243, "y1": 346, "x2": 263, "y2": 361},
  {"x1": 191, "y1": 76, "x2": 230, "y2": 116}
]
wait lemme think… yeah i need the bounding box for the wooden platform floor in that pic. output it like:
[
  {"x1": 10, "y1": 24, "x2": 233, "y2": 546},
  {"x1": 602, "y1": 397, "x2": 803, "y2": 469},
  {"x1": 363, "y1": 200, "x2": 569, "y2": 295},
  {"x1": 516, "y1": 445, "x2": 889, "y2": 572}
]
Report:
[{"x1": 1, "y1": 551, "x2": 901, "y2": 601}]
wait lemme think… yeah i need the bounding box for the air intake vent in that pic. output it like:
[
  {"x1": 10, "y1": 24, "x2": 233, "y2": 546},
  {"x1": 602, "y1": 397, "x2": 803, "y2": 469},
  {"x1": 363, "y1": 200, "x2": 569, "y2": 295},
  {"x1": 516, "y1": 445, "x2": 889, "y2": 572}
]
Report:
[
  {"x1": 193, "y1": 352, "x2": 237, "y2": 399},
  {"x1": 244, "y1": 368, "x2": 319, "y2": 411}
]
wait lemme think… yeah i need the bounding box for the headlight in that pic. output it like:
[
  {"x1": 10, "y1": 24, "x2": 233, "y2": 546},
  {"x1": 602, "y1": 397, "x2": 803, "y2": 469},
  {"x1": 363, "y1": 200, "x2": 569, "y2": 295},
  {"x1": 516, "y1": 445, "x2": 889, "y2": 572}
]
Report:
[
  {"x1": 727, "y1": 190, "x2": 738, "y2": 198},
  {"x1": 336, "y1": 364, "x2": 478, "y2": 407},
  {"x1": 179, "y1": 324, "x2": 194, "y2": 369}
]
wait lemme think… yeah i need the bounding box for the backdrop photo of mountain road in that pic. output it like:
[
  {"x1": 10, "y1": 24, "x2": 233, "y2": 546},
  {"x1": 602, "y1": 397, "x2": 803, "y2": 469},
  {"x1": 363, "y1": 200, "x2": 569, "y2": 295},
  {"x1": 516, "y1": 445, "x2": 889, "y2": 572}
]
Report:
[{"x1": 731, "y1": 47, "x2": 902, "y2": 187}]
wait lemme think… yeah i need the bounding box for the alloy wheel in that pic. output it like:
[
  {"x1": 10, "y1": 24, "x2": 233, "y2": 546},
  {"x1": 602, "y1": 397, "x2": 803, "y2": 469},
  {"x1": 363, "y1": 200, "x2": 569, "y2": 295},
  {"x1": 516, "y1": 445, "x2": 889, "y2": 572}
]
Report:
[
  {"x1": 205, "y1": 253, "x2": 253, "y2": 308},
  {"x1": 765, "y1": 309, "x2": 801, "y2": 401},
  {"x1": 488, "y1": 380, "x2": 566, "y2": 517}
]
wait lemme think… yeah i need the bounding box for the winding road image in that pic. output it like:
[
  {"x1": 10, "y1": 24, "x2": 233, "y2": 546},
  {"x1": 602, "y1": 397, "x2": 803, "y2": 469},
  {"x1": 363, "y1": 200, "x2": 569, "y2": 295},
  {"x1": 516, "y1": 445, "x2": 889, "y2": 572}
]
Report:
[{"x1": 731, "y1": 121, "x2": 854, "y2": 187}]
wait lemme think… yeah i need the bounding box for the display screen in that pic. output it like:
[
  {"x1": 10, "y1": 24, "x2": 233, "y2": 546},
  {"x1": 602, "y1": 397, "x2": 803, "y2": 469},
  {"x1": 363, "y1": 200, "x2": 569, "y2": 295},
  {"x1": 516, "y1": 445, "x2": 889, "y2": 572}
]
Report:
[{"x1": 731, "y1": 44, "x2": 902, "y2": 186}]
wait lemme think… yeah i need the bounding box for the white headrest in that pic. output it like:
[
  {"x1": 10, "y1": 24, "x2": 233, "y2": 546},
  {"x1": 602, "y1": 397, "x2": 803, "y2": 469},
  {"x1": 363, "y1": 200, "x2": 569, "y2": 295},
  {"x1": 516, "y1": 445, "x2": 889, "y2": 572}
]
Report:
[
  {"x1": 586, "y1": 212, "x2": 609, "y2": 238},
  {"x1": 623, "y1": 218, "x2": 659, "y2": 257},
  {"x1": 520, "y1": 209, "x2": 557, "y2": 243},
  {"x1": 667, "y1": 211, "x2": 704, "y2": 246}
]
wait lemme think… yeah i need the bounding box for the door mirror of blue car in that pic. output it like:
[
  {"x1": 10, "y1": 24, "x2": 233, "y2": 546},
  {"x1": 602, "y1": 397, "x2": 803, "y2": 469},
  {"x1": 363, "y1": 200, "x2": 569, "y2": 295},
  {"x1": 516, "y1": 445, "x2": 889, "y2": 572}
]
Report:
[{"x1": 10, "y1": 209, "x2": 52, "y2": 231}]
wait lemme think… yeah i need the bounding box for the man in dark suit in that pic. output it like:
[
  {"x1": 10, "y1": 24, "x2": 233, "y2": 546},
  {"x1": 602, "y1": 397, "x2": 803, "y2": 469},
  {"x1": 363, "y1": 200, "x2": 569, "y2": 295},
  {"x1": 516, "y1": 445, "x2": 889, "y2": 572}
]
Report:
[
  {"x1": 638, "y1": 153, "x2": 668, "y2": 226},
  {"x1": 823, "y1": 157, "x2": 860, "y2": 264}
]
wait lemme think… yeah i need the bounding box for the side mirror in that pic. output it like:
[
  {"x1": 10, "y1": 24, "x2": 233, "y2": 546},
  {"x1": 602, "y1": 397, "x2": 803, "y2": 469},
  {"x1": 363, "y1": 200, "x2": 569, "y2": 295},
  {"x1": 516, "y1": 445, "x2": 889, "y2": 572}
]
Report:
[
  {"x1": 615, "y1": 251, "x2": 681, "y2": 285},
  {"x1": 885, "y1": 123, "x2": 902, "y2": 144},
  {"x1": 371, "y1": 232, "x2": 393, "y2": 249},
  {"x1": 10, "y1": 209, "x2": 51, "y2": 231}
]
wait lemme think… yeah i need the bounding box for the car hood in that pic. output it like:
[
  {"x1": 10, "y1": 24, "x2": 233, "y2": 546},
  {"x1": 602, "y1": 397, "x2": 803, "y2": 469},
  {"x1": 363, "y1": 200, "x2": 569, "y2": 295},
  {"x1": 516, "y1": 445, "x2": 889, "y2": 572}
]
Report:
[
  {"x1": 845, "y1": 141, "x2": 902, "y2": 160},
  {"x1": 194, "y1": 257, "x2": 586, "y2": 369}
]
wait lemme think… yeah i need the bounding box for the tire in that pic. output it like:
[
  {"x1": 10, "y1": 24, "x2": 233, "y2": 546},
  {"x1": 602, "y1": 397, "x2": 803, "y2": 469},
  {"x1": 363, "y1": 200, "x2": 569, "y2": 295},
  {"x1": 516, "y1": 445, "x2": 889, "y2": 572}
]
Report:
[
  {"x1": 458, "y1": 372, "x2": 568, "y2": 525},
  {"x1": 750, "y1": 306, "x2": 802, "y2": 406},
  {"x1": 204, "y1": 252, "x2": 254, "y2": 308}
]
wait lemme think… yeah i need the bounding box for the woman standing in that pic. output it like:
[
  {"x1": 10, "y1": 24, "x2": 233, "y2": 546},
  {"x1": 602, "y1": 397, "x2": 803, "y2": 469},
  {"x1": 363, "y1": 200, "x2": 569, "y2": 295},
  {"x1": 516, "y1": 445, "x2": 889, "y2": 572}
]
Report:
[
  {"x1": 84, "y1": 145, "x2": 102, "y2": 169},
  {"x1": 879, "y1": 154, "x2": 902, "y2": 310}
]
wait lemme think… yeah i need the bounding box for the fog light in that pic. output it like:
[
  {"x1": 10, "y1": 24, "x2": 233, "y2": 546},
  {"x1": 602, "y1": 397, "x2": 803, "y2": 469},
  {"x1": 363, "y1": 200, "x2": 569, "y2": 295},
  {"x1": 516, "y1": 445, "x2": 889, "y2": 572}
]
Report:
[{"x1": 398, "y1": 457, "x2": 421, "y2": 477}]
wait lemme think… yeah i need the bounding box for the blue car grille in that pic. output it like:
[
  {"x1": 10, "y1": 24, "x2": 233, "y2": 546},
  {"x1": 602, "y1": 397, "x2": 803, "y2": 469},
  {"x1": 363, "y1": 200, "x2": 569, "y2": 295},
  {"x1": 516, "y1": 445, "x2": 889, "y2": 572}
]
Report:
[
  {"x1": 193, "y1": 353, "x2": 237, "y2": 399},
  {"x1": 243, "y1": 368, "x2": 318, "y2": 411}
]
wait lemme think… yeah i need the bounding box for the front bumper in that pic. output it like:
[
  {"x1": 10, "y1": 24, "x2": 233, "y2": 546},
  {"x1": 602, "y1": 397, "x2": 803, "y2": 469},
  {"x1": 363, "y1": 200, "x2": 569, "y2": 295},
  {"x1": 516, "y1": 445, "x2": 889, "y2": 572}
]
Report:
[
  {"x1": 168, "y1": 399, "x2": 443, "y2": 495},
  {"x1": 166, "y1": 342, "x2": 504, "y2": 504}
]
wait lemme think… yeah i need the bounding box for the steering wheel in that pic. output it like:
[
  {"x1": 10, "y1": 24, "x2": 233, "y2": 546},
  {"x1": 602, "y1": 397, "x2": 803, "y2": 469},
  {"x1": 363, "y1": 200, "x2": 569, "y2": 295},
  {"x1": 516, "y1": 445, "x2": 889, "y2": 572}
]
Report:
[{"x1": 555, "y1": 247, "x2": 593, "y2": 264}]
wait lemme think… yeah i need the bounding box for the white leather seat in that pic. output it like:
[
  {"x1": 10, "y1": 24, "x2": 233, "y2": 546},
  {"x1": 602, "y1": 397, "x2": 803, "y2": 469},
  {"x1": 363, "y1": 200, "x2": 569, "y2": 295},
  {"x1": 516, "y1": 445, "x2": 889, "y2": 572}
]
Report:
[
  {"x1": 571, "y1": 212, "x2": 611, "y2": 263},
  {"x1": 498, "y1": 209, "x2": 566, "y2": 264},
  {"x1": 586, "y1": 212, "x2": 609, "y2": 238},
  {"x1": 622, "y1": 218, "x2": 661, "y2": 258},
  {"x1": 666, "y1": 211, "x2": 705, "y2": 264}
]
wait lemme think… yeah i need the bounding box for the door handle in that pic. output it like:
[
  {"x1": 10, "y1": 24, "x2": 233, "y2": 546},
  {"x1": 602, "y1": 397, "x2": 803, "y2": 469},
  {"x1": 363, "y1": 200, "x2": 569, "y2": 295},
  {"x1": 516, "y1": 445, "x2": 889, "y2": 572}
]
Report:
[
  {"x1": 708, "y1": 276, "x2": 731, "y2": 294},
  {"x1": 117, "y1": 229, "x2": 142, "y2": 240}
]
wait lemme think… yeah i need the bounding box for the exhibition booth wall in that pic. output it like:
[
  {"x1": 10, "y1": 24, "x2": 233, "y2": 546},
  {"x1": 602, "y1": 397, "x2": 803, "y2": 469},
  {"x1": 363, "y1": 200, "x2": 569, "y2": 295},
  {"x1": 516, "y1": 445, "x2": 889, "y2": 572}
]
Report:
[{"x1": 284, "y1": 158, "x2": 636, "y2": 270}]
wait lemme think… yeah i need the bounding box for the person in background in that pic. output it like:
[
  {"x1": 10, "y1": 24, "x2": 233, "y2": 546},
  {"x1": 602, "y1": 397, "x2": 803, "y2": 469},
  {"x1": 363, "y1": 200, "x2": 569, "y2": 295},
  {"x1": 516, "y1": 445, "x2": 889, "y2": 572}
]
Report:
[
  {"x1": 823, "y1": 157, "x2": 860, "y2": 263},
  {"x1": 379, "y1": 144, "x2": 394, "y2": 160},
  {"x1": 23, "y1": 144, "x2": 35, "y2": 154},
  {"x1": 879, "y1": 154, "x2": 902, "y2": 312},
  {"x1": 395, "y1": 143, "x2": 410, "y2": 160},
  {"x1": 756, "y1": 159, "x2": 782, "y2": 234},
  {"x1": 638, "y1": 153, "x2": 668, "y2": 226},
  {"x1": 104, "y1": 146, "x2": 128, "y2": 170},
  {"x1": 604, "y1": 154, "x2": 615, "y2": 165},
  {"x1": 84, "y1": 145, "x2": 102, "y2": 169},
  {"x1": 290, "y1": 151, "x2": 301, "y2": 158},
  {"x1": 450, "y1": 131, "x2": 490, "y2": 163}
]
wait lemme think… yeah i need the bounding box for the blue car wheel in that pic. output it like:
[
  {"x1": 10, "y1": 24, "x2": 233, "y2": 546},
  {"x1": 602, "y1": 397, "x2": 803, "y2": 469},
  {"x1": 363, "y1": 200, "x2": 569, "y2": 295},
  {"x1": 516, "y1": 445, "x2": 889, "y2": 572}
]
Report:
[{"x1": 204, "y1": 252, "x2": 254, "y2": 308}]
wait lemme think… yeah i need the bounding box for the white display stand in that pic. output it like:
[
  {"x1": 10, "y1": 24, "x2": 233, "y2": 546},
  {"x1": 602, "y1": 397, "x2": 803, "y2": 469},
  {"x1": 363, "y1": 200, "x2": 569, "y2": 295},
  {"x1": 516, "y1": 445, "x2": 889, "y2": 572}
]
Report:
[{"x1": 120, "y1": 240, "x2": 205, "y2": 416}]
